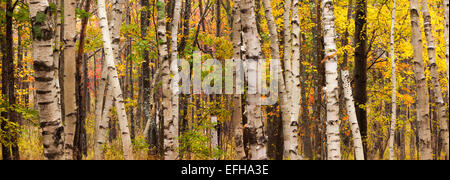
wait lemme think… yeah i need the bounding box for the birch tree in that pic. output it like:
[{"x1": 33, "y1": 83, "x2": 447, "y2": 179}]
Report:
[
  {"x1": 97, "y1": 0, "x2": 133, "y2": 160},
  {"x1": 167, "y1": 0, "x2": 182, "y2": 160},
  {"x1": 156, "y1": 0, "x2": 177, "y2": 160},
  {"x1": 63, "y1": 0, "x2": 78, "y2": 160},
  {"x1": 281, "y1": 0, "x2": 295, "y2": 160},
  {"x1": 409, "y1": 0, "x2": 432, "y2": 160},
  {"x1": 388, "y1": 0, "x2": 397, "y2": 161},
  {"x1": 240, "y1": 0, "x2": 267, "y2": 160},
  {"x1": 288, "y1": 0, "x2": 301, "y2": 160},
  {"x1": 421, "y1": 0, "x2": 449, "y2": 159},
  {"x1": 231, "y1": 0, "x2": 246, "y2": 160},
  {"x1": 30, "y1": 0, "x2": 65, "y2": 160},
  {"x1": 322, "y1": 0, "x2": 341, "y2": 160}
]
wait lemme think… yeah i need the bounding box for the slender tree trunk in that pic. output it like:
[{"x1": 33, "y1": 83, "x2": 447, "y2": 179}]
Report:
[
  {"x1": 409, "y1": 0, "x2": 432, "y2": 160},
  {"x1": 63, "y1": 0, "x2": 78, "y2": 160},
  {"x1": 421, "y1": 0, "x2": 449, "y2": 159},
  {"x1": 97, "y1": 0, "x2": 134, "y2": 160},
  {"x1": 240, "y1": 0, "x2": 267, "y2": 160},
  {"x1": 2, "y1": 0, "x2": 20, "y2": 160},
  {"x1": 168, "y1": 0, "x2": 182, "y2": 160},
  {"x1": 388, "y1": 0, "x2": 397, "y2": 161},
  {"x1": 341, "y1": 71, "x2": 364, "y2": 160},
  {"x1": 445, "y1": 0, "x2": 449, "y2": 106},
  {"x1": 288, "y1": 0, "x2": 301, "y2": 160},
  {"x1": 30, "y1": 0, "x2": 65, "y2": 160},
  {"x1": 231, "y1": 0, "x2": 246, "y2": 160},
  {"x1": 445, "y1": 0, "x2": 449, "y2": 159},
  {"x1": 322, "y1": 0, "x2": 341, "y2": 160},
  {"x1": 157, "y1": 0, "x2": 176, "y2": 160},
  {"x1": 281, "y1": 0, "x2": 295, "y2": 159},
  {"x1": 354, "y1": 0, "x2": 368, "y2": 158},
  {"x1": 262, "y1": 0, "x2": 286, "y2": 160}
]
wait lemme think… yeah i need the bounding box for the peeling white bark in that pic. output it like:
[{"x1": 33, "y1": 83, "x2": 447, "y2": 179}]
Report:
[
  {"x1": 322, "y1": 0, "x2": 341, "y2": 160},
  {"x1": 421, "y1": 0, "x2": 449, "y2": 159},
  {"x1": 97, "y1": 0, "x2": 133, "y2": 160},
  {"x1": 30, "y1": 0, "x2": 65, "y2": 160}
]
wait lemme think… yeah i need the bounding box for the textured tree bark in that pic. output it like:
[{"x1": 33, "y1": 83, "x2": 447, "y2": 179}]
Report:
[
  {"x1": 1, "y1": 0, "x2": 20, "y2": 160},
  {"x1": 262, "y1": 0, "x2": 286, "y2": 160},
  {"x1": 240, "y1": 0, "x2": 267, "y2": 160},
  {"x1": 231, "y1": 0, "x2": 246, "y2": 160},
  {"x1": 30, "y1": 0, "x2": 65, "y2": 160},
  {"x1": 157, "y1": 0, "x2": 176, "y2": 160},
  {"x1": 63, "y1": 0, "x2": 78, "y2": 160},
  {"x1": 281, "y1": 0, "x2": 295, "y2": 159},
  {"x1": 322, "y1": 0, "x2": 341, "y2": 160},
  {"x1": 409, "y1": 0, "x2": 432, "y2": 160},
  {"x1": 97, "y1": 0, "x2": 134, "y2": 160},
  {"x1": 168, "y1": 0, "x2": 182, "y2": 160},
  {"x1": 421, "y1": 0, "x2": 449, "y2": 159},
  {"x1": 341, "y1": 71, "x2": 364, "y2": 160},
  {"x1": 110, "y1": 0, "x2": 125, "y2": 65},
  {"x1": 388, "y1": 0, "x2": 397, "y2": 160},
  {"x1": 140, "y1": 0, "x2": 154, "y2": 150},
  {"x1": 354, "y1": 0, "x2": 368, "y2": 159},
  {"x1": 288, "y1": 0, "x2": 301, "y2": 160}
]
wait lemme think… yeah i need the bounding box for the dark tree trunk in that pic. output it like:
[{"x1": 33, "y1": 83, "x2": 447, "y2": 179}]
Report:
[
  {"x1": 354, "y1": 0, "x2": 368, "y2": 159},
  {"x1": 2, "y1": 0, "x2": 20, "y2": 160},
  {"x1": 179, "y1": 0, "x2": 191, "y2": 56}
]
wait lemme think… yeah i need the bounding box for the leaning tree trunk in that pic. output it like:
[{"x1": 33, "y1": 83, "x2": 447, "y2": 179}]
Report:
[
  {"x1": 409, "y1": 0, "x2": 432, "y2": 160},
  {"x1": 421, "y1": 0, "x2": 449, "y2": 159},
  {"x1": 29, "y1": 0, "x2": 65, "y2": 160},
  {"x1": 262, "y1": 0, "x2": 289, "y2": 160},
  {"x1": 157, "y1": 0, "x2": 176, "y2": 160},
  {"x1": 240, "y1": 0, "x2": 268, "y2": 160},
  {"x1": 322, "y1": 0, "x2": 341, "y2": 160},
  {"x1": 231, "y1": 0, "x2": 246, "y2": 160},
  {"x1": 97, "y1": 0, "x2": 134, "y2": 160},
  {"x1": 63, "y1": 0, "x2": 78, "y2": 160},
  {"x1": 388, "y1": 0, "x2": 397, "y2": 161},
  {"x1": 341, "y1": 71, "x2": 365, "y2": 160},
  {"x1": 167, "y1": 0, "x2": 182, "y2": 160}
]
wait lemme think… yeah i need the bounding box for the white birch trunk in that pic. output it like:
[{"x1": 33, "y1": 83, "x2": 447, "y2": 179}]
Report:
[
  {"x1": 281, "y1": 0, "x2": 295, "y2": 159},
  {"x1": 94, "y1": 62, "x2": 109, "y2": 160},
  {"x1": 109, "y1": 0, "x2": 124, "y2": 64},
  {"x1": 240, "y1": 0, "x2": 267, "y2": 160},
  {"x1": 168, "y1": 0, "x2": 182, "y2": 160},
  {"x1": 157, "y1": 0, "x2": 176, "y2": 160},
  {"x1": 322, "y1": 0, "x2": 341, "y2": 160},
  {"x1": 30, "y1": 0, "x2": 65, "y2": 160},
  {"x1": 341, "y1": 71, "x2": 365, "y2": 160},
  {"x1": 97, "y1": 0, "x2": 134, "y2": 160},
  {"x1": 409, "y1": 0, "x2": 432, "y2": 160},
  {"x1": 388, "y1": 0, "x2": 397, "y2": 161},
  {"x1": 288, "y1": 0, "x2": 301, "y2": 160},
  {"x1": 421, "y1": 0, "x2": 449, "y2": 159},
  {"x1": 63, "y1": 0, "x2": 78, "y2": 160},
  {"x1": 231, "y1": 0, "x2": 246, "y2": 160}
]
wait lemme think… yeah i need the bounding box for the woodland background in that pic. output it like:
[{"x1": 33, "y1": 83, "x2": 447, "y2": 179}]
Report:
[{"x1": 0, "y1": 0, "x2": 448, "y2": 160}]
